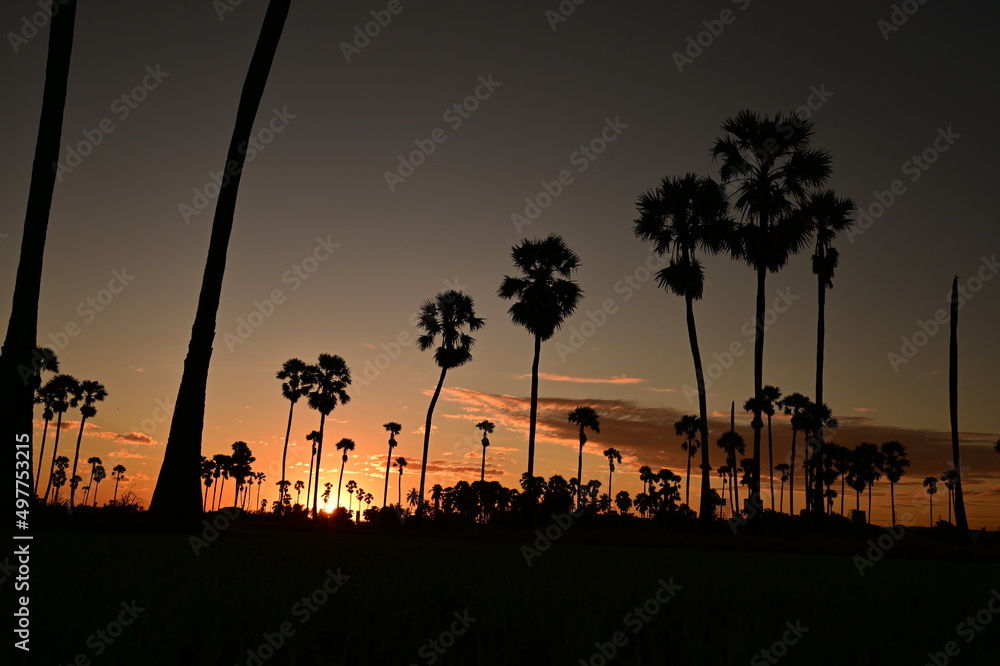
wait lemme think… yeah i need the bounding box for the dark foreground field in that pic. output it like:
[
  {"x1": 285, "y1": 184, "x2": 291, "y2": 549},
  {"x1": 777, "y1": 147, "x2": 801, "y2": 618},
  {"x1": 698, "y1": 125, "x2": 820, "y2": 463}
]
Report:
[{"x1": 19, "y1": 521, "x2": 1000, "y2": 665}]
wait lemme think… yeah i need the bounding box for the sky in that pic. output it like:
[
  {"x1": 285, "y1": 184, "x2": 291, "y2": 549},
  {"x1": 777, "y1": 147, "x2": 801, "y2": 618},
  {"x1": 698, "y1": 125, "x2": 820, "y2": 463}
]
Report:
[{"x1": 2, "y1": 0, "x2": 998, "y2": 527}]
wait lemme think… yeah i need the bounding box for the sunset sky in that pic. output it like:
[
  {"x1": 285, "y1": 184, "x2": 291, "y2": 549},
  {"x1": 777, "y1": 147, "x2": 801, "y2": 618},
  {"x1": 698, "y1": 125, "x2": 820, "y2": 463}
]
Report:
[{"x1": 2, "y1": 1, "x2": 998, "y2": 526}]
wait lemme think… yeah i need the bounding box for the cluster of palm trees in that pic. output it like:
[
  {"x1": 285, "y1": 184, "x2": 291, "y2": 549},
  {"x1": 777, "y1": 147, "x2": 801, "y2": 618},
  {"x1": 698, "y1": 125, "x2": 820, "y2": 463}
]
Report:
[{"x1": 199, "y1": 441, "x2": 265, "y2": 512}]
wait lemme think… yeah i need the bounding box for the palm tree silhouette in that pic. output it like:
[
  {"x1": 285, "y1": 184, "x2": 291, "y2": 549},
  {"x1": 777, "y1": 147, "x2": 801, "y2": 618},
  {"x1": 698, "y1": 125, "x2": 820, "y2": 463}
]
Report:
[
  {"x1": 716, "y1": 403, "x2": 745, "y2": 514},
  {"x1": 276, "y1": 358, "x2": 309, "y2": 513},
  {"x1": 304, "y1": 353, "x2": 352, "y2": 518},
  {"x1": 211, "y1": 453, "x2": 230, "y2": 510},
  {"x1": 498, "y1": 234, "x2": 582, "y2": 480},
  {"x1": 778, "y1": 392, "x2": 810, "y2": 516},
  {"x1": 615, "y1": 491, "x2": 632, "y2": 515},
  {"x1": 430, "y1": 484, "x2": 443, "y2": 515},
  {"x1": 355, "y1": 486, "x2": 365, "y2": 523},
  {"x1": 83, "y1": 456, "x2": 101, "y2": 505},
  {"x1": 42, "y1": 374, "x2": 79, "y2": 503},
  {"x1": 568, "y1": 407, "x2": 600, "y2": 508},
  {"x1": 407, "y1": 488, "x2": 420, "y2": 508},
  {"x1": 415, "y1": 290, "x2": 484, "y2": 511},
  {"x1": 880, "y1": 441, "x2": 910, "y2": 525},
  {"x1": 345, "y1": 479, "x2": 357, "y2": 513},
  {"x1": 150, "y1": 0, "x2": 292, "y2": 522},
  {"x1": 321, "y1": 482, "x2": 332, "y2": 511},
  {"x1": 774, "y1": 463, "x2": 790, "y2": 513},
  {"x1": 382, "y1": 422, "x2": 402, "y2": 507},
  {"x1": 941, "y1": 469, "x2": 958, "y2": 524},
  {"x1": 0, "y1": 1, "x2": 77, "y2": 482},
  {"x1": 33, "y1": 379, "x2": 58, "y2": 494},
  {"x1": 603, "y1": 448, "x2": 622, "y2": 510},
  {"x1": 853, "y1": 442, "x2": 884, "y2": 524},
  {"x1": 948, "y1": 277, "x2": 969, "y2": 534},
  {"x1": 110, "y1": 465, "x2": 126, "y2": 505},
  {"x1": 393, "y1": 457, "x2": 407, "y2": 506},
  {"x1": 713, "y1": 110, "x2": 831, "y2": 504},
  {"x1": 254, "y1": 472, "x2": 266, "y2": 512},
  {"x1": 229, "y1": 441, "x2": 255, "y2": 508},
  {"x1": 634, "y1": 174, "x2": 731, "y2": 521},
  {"x1": 674, "y1": 415, "x2": 702, "y2": 508},
  {"x1": 51, "y1": 456, "x2": 70, "y2": 503},
  {"x1": 305, "y1": 429, "x2": 322, "y2": 510},
  {"x1": 759, "y1": 385, "x2": 782, "y2": 509},
  {"x1": 717, "y1": 465, "x2": 730, "y2": 515},
  {"x1": 476, "y1": 420, "x2": 495, "y2": 483},
  {"x1": 68, "y1": 379, "x2": 107, "y2": 509},
  {"x1": 923, "y1": 476, "x2": 938, "y2": 527},
  {"x1": 90, "y1": 464, "x2": 106, "y2": 506},
  {"x1": 294, "y1": 480, "x2": 305, "y2": 507},
  {"x1": 200, "y1": 456, "x2": 215, "y2": 512},
  {"x1": 335, "y1": 438, "x2": 355, "y2": 511}
]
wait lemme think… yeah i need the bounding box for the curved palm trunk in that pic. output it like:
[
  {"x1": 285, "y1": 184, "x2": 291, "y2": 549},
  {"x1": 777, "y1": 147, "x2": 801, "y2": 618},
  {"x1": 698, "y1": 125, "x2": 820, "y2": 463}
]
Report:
[
  {"x1": 211, "y1": 478, "x2": 219, "y2": 511},
  {"x1": 383, "y1": 446, "x2": 392, "y2": 507},
  {"x1": 526, "y1": 334, "x2": 542, "y2": 480},
  {"x1": 112, "y1": 477, "x2": 121, "y2": 505},
  {"x1": 766, "y1": 415, "x2": 774, "y2": 511},
  {"x1": 684, "y1": 437, "x2": 693, "y2": 507},
  {"x1": 149, "y1": 0, "x2": 292, "y2": 524},
  {"x1": 279, "y1": 400, "x2": 295, "y2": 513},
  {"x1": 418, "y1": 366, "x2": 448, "y2": 511},
  {"x1": 779, "y1": 480, "x2": 785, "y2": 513},
  {"x1": 203, "y1": 483, "x2": 209, "y2": 512},
  {"x1": 576, "y1": 433, "x2": 584, "y2": 509},
  {"x1": 949, "y1": 277, "x2": 969, "y2": 534},
  {"x1": 34, "y1": 418, "x2": 51, "y2": 494},
  {"x1": 305, "y1": 445, "x2": 316, "y2": 511},
  {"x1": 789, "y1": 429, "x2": 797, "y2": 517},
  {"x1": 219, "y1": 476, "x2": 227, "y2": 507},
  {"x1": 0, "y1": 1, "x2": 77, "y2": 509},
  {"x1": 91, "y1": 481, "x2": 99, "y2": 507},
  {"x1": 69, "y1": 415, "x2": 89, "y2": 509},
  {"x1": 43, "y1": 412, "x2": 65, "y2": 503},
  {"x1": 336, "y1": 456, "x2": 347, "y2": 510},
  {"x1": 684, "y1": 293, "x2": 712, "y2": 523},
  {"x1": 312, "y1": 415, "x2": 326, "y2": 517}
]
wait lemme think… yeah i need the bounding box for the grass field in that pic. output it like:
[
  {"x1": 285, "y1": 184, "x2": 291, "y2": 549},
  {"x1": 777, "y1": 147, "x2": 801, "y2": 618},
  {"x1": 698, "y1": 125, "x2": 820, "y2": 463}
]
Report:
[{"x1": 18, "y1": 520, "x2": 1000, "y2": 665}]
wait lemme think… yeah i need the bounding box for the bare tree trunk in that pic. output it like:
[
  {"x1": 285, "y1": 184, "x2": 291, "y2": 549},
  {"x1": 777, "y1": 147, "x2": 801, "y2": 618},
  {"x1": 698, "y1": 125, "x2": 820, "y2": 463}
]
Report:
[{"x1": 949, "y1": 277, "x2": 969, "y2": 534}]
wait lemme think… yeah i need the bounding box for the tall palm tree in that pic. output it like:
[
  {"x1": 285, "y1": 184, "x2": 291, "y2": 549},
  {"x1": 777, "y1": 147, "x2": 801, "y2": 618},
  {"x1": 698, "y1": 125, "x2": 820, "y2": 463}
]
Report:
[
  {"x1": 276, "y1": 358, "x2": 309, "y2": 512},
  {"x1": 923, "y1": 476, "x2": 938, "y2": 527},
  {"x1": 941, "y1": 469, "x2": 958, "y2": 524},
  {"x1": 69, "y1": 379, "x2": 107, "y2": 509},
  {"x1": 335, "y1": 438, "x2": 355, "y2": 510},
  {"x1": 634, "y1": 173, "x2": 731, "y2": 521},
  {"x1": 304, "y1": 429, "x2": 321, "y2": 510},
  {"x1": 51, "y1": 456, "x2": 70, "y2": 503},
  {"x1": 415, "y1": 290, "x2": 484, "y2": 510},
  {"x1": 430, "y1": 483, "x2": 443, "y2": 515},
  {"x1": 774, "y1": 463, "x2": 790, "y2": 513},
  {"x1": 407, "y1": 488, "x2": 420, "y2": 508},
  {"x1": 0, "y1": 1, "x2": 77, "y2": 490},
  {"x1": 778, "y1": 392, "x2": 810, "y2": 516},
  {"x1": 498, "y1": 234, "x2": 583, "y2": 479},
  {"x1": 712, "y1": 110, "x2": 831, "y2": 504},
  {"x1": 33, "y1": 372, "x2": 59, "y2": 494},
  {"x1": 345, "y1": 479, "x2": 357, "y2": 513},
  {"x1": 716, "y1": 403, "x2": 744, "y2": 513},
  {"x1": 111, "y1": 465, "x2": 126, "y2": 505},
  {"x1": 759, "y1": 385, "x2": 782, "y2": 509},
  {"x1": 149, "y1": 0, "x2": 292, "y2": 523},
  {"x1": 852, "y1": 442, "x2": 883, "y2": 524},
  {"x1": 254, "y1": 472, "x2": 266, "y2": 512},
  {"x1": 476, "y1": 420, "x2": 495, "y2": 483},
  {"x1": 229, "y1": 441, "x2": 255, "y2": 508},
  {"x1": 42, "y1": 374, "x2": 80, "y2": 503},
  {"x1": 948, "y1": 277, "x2": 969, "y2": 534},
  {"x1": 394, "y1": 457, "x2": 408, "y2": 506},
  {"x1": 210, "y1": 453, "x2": 227, "y2": 511},
  {"x1": 83, "y1": 456, "x2": 102, "y2": 505},
  {"x1": 382, "y1": 422, "x2": 401, "y2": 507},
  {"x1": 568, "y1": 407, "x2": 600, "y2": 507},
  {"x1": 90, "y1": 464, "x2": 106, "y2": 507},
  {"x1": 200, "y1": 457, "x2": 215, "y2": 512},
  {"x1": 880, "y1": 441, "x2": 910, "y2": 526},
  {"x1": 674, "y1": 415, "x2": 702, "y2": 508},
  {"x1": 294, "y1": 480, "x2": 305, "y2": 506},
  {"x1": 603, "y1": 448, "x2": 622, "y2": 508},
  {"x1": 303, "y1": 354, "x2": 352, "y2": 517}
]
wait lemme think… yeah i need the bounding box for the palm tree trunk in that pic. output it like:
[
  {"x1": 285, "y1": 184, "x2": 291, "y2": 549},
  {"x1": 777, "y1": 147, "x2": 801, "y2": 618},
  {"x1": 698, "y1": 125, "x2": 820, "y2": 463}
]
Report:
[
  {"x1": 312, "y1": 415, "x2": 326, "y2": 517},
  {"x1": 607, "y1": 465, "x2": 613, "y2": 510},
  {"x1": 949, "y1": 277, "x2": 969, "y2": 534},
  {"x1": 527, "y1": 334, "x2": 542, "y2": 480},
  {"x1": 306, "y1": 445, "x2": 315, "y2": 512},
  {"x1": 383, "y1": 446, "x2": 392, "y2": 507},
  {"x1": 840, "y1": 477, "x2": 845, "y2": 516},
  {"x1": 337, "y1": 457, "x2": 346, "y2": 511},
  {"x1": 890, "y1": 481, "x2": 896, "y2": 525},
  {"x1": 69, "y1": 415, "x2": 88, "y2": 509},
  {"x1": 576, "y1": 435, "x2": 584, "y2": 509},
  {"x1": 113, "y1": 477, "x2": 120, "y2": 505},
  {"x1": 789, "y1": 429, "x2": 797, "y2": 517},
  {"x1": 279, "y1": 400, "x2": 294, "y2": 512},
  {"x1": 867, "y1": 483, "x2": 873, "y2": 524},
  {"x1": 0, "y1": 1, "x2": 76, "y2": 505},
  {"x1": 34, "y1": 418, "x2": 51, "y2": 494},
  {"x1": 480, "y1": 446, "x2": 486, "y2": 483},
  {"x1": 750, "y1": 261, "x2": 766, "y2": 505},
  {"x1": 211, "y1": 479, "x2": 219, "y2": 511},
  {"x1": 203, "y1": 483, "x2": 209, "y2": 512},
  {"x1": 929, "y1": 494, "x2": 933, "y2": 527},
  {"x1": 767, "y1": 415, "x2": 774, "y2": 510},
  {"x1": 947, "y1": 489, "x2": 952, "y2": 524},
  {"x1": 779, "y1": 480, "x2": 784, "y2": 513},
  {"x1": 398, "y1": 473, "x2": 403, "y2": 506},
  {"x1": 813, "y1": 268, "x2": 827, "y2": 515},
  {"x1": 43, "y1": 412, "x2": 65, "y2": 503},
  {"x1": 684, "y1": 293, "x2": 712, "y2": 524},
  {"x1": 149, "y1": 0, "x2": 292, "y2": 524},
  {"x1": 684, "y1": 438, "x2": 692, "y2": 507},
  {"x1": 91, "y1": 481, "x2": 99, "y2": 507},
  {"x1": 418, "y1": 366, "x2": 448, "y2": 511}
]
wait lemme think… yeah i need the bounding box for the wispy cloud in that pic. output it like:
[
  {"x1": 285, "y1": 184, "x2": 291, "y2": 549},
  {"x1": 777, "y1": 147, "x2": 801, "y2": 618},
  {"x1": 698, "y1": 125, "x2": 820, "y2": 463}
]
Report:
[
  {"x1": 520, "y1": 373, "x2": 646, "y2": 385},
  {"x1": 96, "y1": 431, "x2": 158, "y2": 445}
]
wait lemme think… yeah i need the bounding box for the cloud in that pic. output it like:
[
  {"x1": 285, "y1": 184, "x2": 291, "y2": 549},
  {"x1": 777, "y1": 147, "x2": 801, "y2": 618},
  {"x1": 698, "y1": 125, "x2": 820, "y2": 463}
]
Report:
[
  {"x1": 108, "y1": 449, "x2": 148, "y2": 459},
  {"x1": 96, "y1": 431, "x2": 158, "y2": 445},
  {"x1": 852, "y1": 407, "x2": 877, "y2": 413},
  {"x1": 521, "y1": 373, "x2": 645, "y2": 385},
  {"x1": 644, "y1": 388, "x2": 677, "y2": 393}
]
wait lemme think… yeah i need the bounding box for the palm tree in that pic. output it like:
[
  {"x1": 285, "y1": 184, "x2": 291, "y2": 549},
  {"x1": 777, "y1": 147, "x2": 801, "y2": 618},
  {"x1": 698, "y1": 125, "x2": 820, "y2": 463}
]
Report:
[
  {"x1": 852, "y1": 442, "x2": 884, "y2": 524},
  {"x1": 941, "y1": 469, "x2": 959, "y2": 524},
  {"x1": 415, "y1": 290, "x2": 484, "y2": 511},
  {"x1": 498, "y1": 234, "x2": 583, "y2": 479},
  {"x1": 42, "y1": 374, "x2": 80, "y2": 503},
  {"x1": 923, "y1": 477, "x2": 938, "y2": 526},
  {"x1": 880, "y1": 441, "x2": 910, "y2": 526},
  {"x1": 774, "y1": 463, "x2": 791, "y2": 513},
  {"x1": 568, "y1": 407, "x2": 600, "y2": 507},
  {"x1": 615, "y1": 491, "x2": 632, "y2": 515},
  {"x1": 229, "y1": 441, "x2": 255, "y2": 508},
  {"x1": 393, "y1": 457, "x2": 407, "y2": 506},
  {"x1": 304, "y1": 429, "x2": 321, "y2": 510},
  {"x1": 759, "y1": 385, "x2": 782, "y2": 509},
  {"x1": 33, "y1": 379, "x2": 58, "y2": 494},
  {"x1": 355, "y1": 486, "x2": 365, "y2": 523},
  {"x1": 829, "y1": 443, "x2": 851, "y2": 516},
  {"x1": 716, "y1": 403, "x2": 744, "y2": 513},
  {"x1": 211, "y1": 453, "x2": 229, "y2": 510},
  {"x1": 948, "y1": 277, "x2": 969, "y2": 534},
  {"x1": 476, "y1": 420, "x2": 495, "y2": 483},
  {"x1": 200, "y1": 456, "x2": 215, "y2": 511},
  {"x1": 276, "y1": 358, "x2": 309, "y2": 512},
  {"x1": 345, "y1": 479, "x2": 357, "y2": 513},
  {"x1": 778, "y1": 392, "x2": 810, "y2": 516},
  {"x1": 82, "y1": 456, "x2": 101, "y2": 505},
  {"x1": 603, "y1": 448, "x2": 622, "y2": 508},
  {"x1": 712, "y1": 110, "x2": 831, "y2": 504},
  {"x1": 294, "y1": 480, "x2": 305, "y2": 507},
  {"x1": 90, "y1": 465, "x2": 106, "y2": 507},
  {"x1": 430, "y1": 483, "x2": 443, "y2": 515},
  {"x1": 674, "y1": 415, "x2": 702, "y2": 508},
  {"x1": 407, "y1": 488, "x2": 420, "y2": 508},
  {"x1": 716, "y1": 465, "x2": 730, "y2": 515},
  {"x1": 51, "y1": 456, "x2": 70, "y2": 503},
  {"x1": 111, "y1": 465, "x2": 126, "y2": 505},
  {"x1": 335, "y1": 438, "x2": 355, "y2": 510},
  {"x1": 634, "y1": 173, "x2": 731, "y2": 521},
  {"x1": 303, "y1": 353, "x2": 352, "y2": 517},
  {"x1": 69, "y1": 380, "x2": 107, "y2": 509},
  {"x1": 381, "y1": 421, "x2": 402, "y2": 507},
  {"x1": 0, "y1": 1, "x2": 77, "y2": 487},
  {"x1": 321, "y1": 482, "x2": 332, "y2": 511},
  {"x1": 149, "y1": 0, "x2": 292, "y2": 523}
]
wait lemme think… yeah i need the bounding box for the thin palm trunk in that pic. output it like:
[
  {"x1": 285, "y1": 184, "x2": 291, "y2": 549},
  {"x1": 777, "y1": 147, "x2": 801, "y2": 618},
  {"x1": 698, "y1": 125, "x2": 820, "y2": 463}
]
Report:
[
  {"x1": 91, "y1": 481, "x2": 99, "y2": 507},
  {"x1": 313, "y1": 415, "x2": 326, "y2": 517},
  {"x1": 683, "y1": 293, "x2": 712, "y2": 522},
  {"x1": 480, "y1": 445, "x2": 487, "y2": 483},
  {"x1": 949, "y1": 277, "x2": 969, "y2": 534},
  {"x1": 69, "y1": 415, "x2": 89, "y2": 509},
  {"x1": 212, "y1": 478, "x2": 219, "y2": 511},
  {"x1": 0, "y1": 1, "x2": 77, "y2": 505},
  {"x1": 418, "y1": 366, "x2": 448, "y2": 511},
  {"x1": 890, "y1": 481, "x2": 896, "y2": 525},
  {"x1": 34, "y1": 418, "x2": 51, "y2": 494},
  {"x1": 766, "y1": 414, "x2": 774, "y2": 510},
  {"x1": 750, "y1": 261, "x2": 766, "y2": 505},
  {"x1": 279, "y1": 400, "x2": 294, "y2": 513},
  {"x1": 219, "y1": 476, "x2": 227, "y2": 507},
  {"x1": 255, "y1": 483, "x2": 262, "y2": 512},
  {"x1": 929, "y1": 493, "x2": 934, "y2": 526},
  {"x1": 526, "y1": 334, "x2": 541, "y2": 479},
  {"x1": 812, "y1": 267, "x2": 827, "y2": 515},
  {"x1": 576, "y1": 432, "x2": 585, "y2": 509},
  {"x1": 789, "y1": 429, "x2": 797, "y2": 517},
  {"x1": 383, "y1": 447, "x2": 392, "y2": 507},
  {"x1": 398, "y1": 473, "x2": 403, "y2": 506},
  {"x1": 43, "y1": 412, "x2": 65, "y2": 503},
  {"x1": 840, "y1": 476, "x2": 846, "y2": 516},
  {"x1": 203, "y1": 484, "x2": 209, "y2": 512},
  {"x1": 337, "y1": 456, "x2": 346, "y2": 511},
  {"x1": 607, "y1": 465, "x2": 613, "y2": 510},
  {"x1": 947, "y1": 489, "x2": 952, "y2": 524},
  {"x1": 779, "y1": 479, "x2": 785, "y2": 513},
  {"x1": 149, "y1": 0, "x2": 292, "y2": 523},
  {"x1": 684, "y1": 436, "x2": 693, "y2": 507},
  {"x1": 306, "y1": 444, "x2": 316, "y2": 512},
  {"x1": 113, "y1": 477, "x2": 121, "y2": 505}
]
